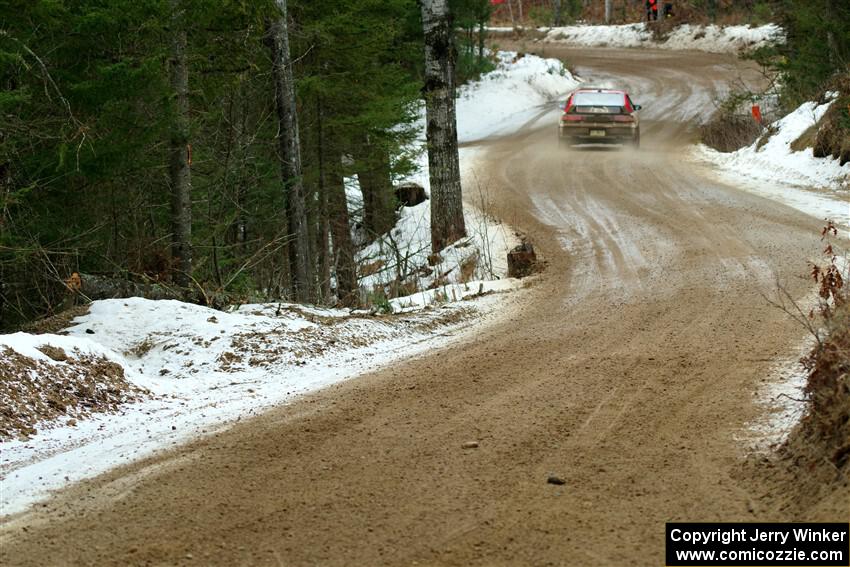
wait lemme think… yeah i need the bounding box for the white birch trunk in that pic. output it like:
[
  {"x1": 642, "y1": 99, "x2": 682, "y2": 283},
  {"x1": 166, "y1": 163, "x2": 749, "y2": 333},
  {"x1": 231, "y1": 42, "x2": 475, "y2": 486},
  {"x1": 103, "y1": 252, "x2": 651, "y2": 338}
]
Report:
[{"x1": 420, "y1": 0, "x2": 467, "y2": 253}]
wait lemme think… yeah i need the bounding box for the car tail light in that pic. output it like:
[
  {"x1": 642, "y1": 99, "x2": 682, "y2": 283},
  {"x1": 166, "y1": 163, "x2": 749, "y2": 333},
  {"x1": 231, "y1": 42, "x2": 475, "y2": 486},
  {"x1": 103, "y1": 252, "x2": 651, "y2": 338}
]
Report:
[
  {"x1": 614, "y1": 115, "x2": 635, "y2": 122},
  {"x1": 562, "y1": 114, "x2": 584, "y2": 122}
]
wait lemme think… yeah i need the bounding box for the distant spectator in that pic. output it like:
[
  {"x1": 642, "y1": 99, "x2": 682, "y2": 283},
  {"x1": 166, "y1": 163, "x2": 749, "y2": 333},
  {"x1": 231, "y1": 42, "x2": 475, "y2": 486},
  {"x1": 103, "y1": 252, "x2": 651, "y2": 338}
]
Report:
[
  {"x1": 646, "y1": 0, "x2": 659, "y2": 21},
  {"x1": 663, "y1": 2, "x2": 674, "y2": 18}
]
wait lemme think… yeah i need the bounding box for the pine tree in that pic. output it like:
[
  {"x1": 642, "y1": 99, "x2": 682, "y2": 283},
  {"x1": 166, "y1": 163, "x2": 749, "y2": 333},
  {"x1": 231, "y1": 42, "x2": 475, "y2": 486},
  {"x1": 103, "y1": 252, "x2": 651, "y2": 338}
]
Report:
[
  {"x1": 269, "y1": 0, "x2": 313, "y2": 303},
  {"x1": 168, "y1": 0, "x2": 193, "y2": 288}
]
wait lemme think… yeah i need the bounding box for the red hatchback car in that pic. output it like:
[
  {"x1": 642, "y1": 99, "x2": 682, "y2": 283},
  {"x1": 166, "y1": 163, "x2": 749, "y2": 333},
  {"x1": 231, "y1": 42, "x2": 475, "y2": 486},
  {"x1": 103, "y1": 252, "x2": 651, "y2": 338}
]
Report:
[{"x1": 558, "y1": 89, "x2": 642, "y2": 148}]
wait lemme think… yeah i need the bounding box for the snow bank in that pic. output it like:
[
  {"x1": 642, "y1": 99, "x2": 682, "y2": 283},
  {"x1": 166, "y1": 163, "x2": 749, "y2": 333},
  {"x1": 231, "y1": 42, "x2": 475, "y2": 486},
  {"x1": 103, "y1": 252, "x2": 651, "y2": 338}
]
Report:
[
  {"x1": 693, "y1": 99, "x2": 850, "y2": 227},
  {"x1": 357, "y1": 198, "x2": 518, "y2": 296},
  {"x1": 542, "y1": 23, "x2": 783, "y2": 53},
  {"x1": 0, "y1": 292, "x2": 519, "y2": 516},
  {"x1": 456, "y1": 51, "x2": 580, "y2": 142},
  {"x1": 0, "y1": 332, "x2": 132, "y2": 370},
  {"x1": 697, "y1": 100, "x2": 849, "y2": 190},
  {"x1": 391, "y1": 278, "x2": 520, "y2": 312}
]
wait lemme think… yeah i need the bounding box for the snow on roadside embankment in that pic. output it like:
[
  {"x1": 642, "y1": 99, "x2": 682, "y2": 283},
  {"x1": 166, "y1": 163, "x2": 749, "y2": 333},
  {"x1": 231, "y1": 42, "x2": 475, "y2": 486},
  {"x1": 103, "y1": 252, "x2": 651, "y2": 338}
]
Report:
[
  {"x1": 456, "y1": 51, "x2": 580, "y2": 142},
  {"x1": 0, "y1": 297, "x2": 508, "y2": 516},
  {"x1": 539, "y1": 23, "x2": 782, "y2": 53},
  {"x1": 0, "y1": 50, "x2": 575, "y2": 517},
  {"x1": 693, "y1": 98, "x2": 850, "y2": 227},
  {"x1": 353, "y1": 51, "x2": 579, "y2": 308}
]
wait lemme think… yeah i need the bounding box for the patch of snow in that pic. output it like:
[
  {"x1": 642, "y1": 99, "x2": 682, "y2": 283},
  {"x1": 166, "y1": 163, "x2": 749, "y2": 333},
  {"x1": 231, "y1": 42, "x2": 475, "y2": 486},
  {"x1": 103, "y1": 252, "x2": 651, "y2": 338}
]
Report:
[
  {"x1": 456, "y1": 51, "x2": 581, "y2": 143},
  {"x1": 692, "y1": 99, "x2": 850, "y2": 229},
  {"x1": 391, "y1": 279, "x2": 522, "y2": 312},
  {"x1": 542, "y1": 23, "x2": 783, "y2": 53},
  {"x1": 0, "y1": 333, "x2": 133, "y2": 370},
  {"x1": 357, "y1": 195, "x2": 519, "y2": 296},
  {"x1": 743, "y1": 343, "x2": 811, "y2": 452}
]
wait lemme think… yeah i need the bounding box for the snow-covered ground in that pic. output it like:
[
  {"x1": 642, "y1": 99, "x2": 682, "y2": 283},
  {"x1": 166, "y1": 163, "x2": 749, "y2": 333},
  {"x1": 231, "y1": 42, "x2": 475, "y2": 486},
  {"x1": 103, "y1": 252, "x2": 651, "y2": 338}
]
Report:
[
  {"x1": 456, "y1": 51, "x2": 580, "y2": 142},
  {"x1": 541, "y1": 23, "x2": 782, "y2": 53},
  {"x1": 357, "y1": 199, "x2": 519, "y2": 300},
  {"x1": 744, "y1": 349, "x2": 810, "y2": 452},
  {"x1": 693, "y1": 98, "x2": 850, "y2": 229},
  {"x1": 0, "y1": 49, "x2": 575, "y2": 518},
  {"x1": 0, "y1": 296, "x2": 518, "y2": 516}
]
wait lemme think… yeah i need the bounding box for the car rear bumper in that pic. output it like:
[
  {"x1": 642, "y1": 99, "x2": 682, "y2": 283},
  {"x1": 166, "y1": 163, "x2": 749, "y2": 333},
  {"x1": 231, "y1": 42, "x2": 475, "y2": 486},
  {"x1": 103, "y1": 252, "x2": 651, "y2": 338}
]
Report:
[{"x1": 559, "y1": 123, "x2": 638, "y2": 142}]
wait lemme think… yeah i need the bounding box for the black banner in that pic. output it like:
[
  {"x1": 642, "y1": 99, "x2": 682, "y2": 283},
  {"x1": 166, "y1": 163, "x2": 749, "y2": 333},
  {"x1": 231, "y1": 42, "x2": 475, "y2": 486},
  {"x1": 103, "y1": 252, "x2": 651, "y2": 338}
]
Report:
[{"x1": 666, "y1": 523, "x2": 850, "y2": 566}]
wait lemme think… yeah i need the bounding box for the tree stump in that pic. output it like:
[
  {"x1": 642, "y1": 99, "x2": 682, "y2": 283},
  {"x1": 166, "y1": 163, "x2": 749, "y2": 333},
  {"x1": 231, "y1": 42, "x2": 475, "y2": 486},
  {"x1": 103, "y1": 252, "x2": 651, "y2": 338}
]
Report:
[
  {"x1": 507, "y1": 242, "x2": 537, "y2": 278},
  {"x1": 394, "y1": 182, "x2": 427, "y2": 208}
]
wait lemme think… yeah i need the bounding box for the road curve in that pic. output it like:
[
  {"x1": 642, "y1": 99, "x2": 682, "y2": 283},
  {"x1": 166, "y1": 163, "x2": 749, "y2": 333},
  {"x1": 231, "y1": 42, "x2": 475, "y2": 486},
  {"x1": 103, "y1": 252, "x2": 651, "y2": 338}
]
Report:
[{"x1": 1, "y1": 47, "x2": 845, "y2": 566}]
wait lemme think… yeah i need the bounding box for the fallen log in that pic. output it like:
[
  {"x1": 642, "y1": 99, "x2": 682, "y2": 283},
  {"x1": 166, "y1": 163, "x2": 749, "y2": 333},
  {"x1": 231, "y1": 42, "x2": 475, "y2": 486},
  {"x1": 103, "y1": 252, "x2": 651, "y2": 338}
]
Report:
[{"x1": 67, "y1": 273, "x2": 209, "y2": 305}]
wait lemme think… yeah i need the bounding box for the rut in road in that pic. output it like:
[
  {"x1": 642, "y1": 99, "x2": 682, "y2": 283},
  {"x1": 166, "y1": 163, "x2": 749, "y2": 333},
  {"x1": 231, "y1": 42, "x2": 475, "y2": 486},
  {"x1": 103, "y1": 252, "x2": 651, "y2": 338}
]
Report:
[{"x1": 1, "y1": 48, "x2": 844, "y2": 567}]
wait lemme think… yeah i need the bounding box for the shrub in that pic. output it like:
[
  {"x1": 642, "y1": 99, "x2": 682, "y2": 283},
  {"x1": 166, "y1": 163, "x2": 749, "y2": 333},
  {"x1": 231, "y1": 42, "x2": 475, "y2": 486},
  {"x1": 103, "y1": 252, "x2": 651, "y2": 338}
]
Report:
[
  {"x1": 700, "y1": 112, "x2": 763, "y2": 152},
  {"x1": 798, "y1": 222, "x2": 850, "y2": 470}
]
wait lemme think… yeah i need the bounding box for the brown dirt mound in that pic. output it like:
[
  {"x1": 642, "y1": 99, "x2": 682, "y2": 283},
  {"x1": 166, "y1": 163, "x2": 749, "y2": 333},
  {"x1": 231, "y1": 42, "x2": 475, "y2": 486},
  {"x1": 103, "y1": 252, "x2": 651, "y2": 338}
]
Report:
[{"x1": 0, "y1": 346, "x2": 148, "y2": 441}]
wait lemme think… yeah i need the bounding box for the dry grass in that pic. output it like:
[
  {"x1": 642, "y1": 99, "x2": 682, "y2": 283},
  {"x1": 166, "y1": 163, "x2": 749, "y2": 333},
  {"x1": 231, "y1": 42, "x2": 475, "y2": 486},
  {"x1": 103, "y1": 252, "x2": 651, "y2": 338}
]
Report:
[
  {"x1": 798, "y1": 298, "x2": 850, "y2": 471},
  {"x1": 762, "y1": 229, "x2": 849, "y2": 516},
  {"x1": 790, "y1": 123, "x2": 819, "y2": 152},
  {"x1": 700, "y1": 112, "x2": 763, "y2": 152}
]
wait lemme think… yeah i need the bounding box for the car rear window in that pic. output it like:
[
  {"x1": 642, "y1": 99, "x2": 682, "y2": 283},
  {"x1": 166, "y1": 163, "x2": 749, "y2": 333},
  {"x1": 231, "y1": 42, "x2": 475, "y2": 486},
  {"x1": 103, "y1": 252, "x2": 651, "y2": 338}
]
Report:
[{"x1": 571, "y1": 92, "x2": 626, "y2": 112}]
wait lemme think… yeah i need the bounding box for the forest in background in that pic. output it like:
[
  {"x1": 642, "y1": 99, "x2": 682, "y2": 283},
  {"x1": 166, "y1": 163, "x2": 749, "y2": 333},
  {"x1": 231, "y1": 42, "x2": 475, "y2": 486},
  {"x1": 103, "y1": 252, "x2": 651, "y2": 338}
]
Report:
[{"x1": 0, "y1": 0, "x2": 493, "y2": 329}]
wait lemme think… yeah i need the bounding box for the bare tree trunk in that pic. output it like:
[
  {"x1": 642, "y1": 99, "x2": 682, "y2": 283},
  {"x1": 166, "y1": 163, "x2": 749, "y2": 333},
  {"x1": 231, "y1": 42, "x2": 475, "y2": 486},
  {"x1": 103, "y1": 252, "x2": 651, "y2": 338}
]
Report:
[
  {"x1": 604, "y1": 0, "x2": 612, "y2": 23},
  {"x1": 269, "y1": 0, "x2": 313, "y2": 303},
  {"x1": 356, "y1": 135, "x2": 396, "y2": 239},
  {"x1": 553, "y1": 0, "x2": 563, "y2": 26},
  {"x1": 168, "y1": 0, "x2": 192, "y2": 288},
  {"x1": 420, "y1": 0, "x2": 467, "y2": 253},
  {"x1": 228, "y1": 82, "x2": 249, "y2": 253},
  {"x1": 477, "y1": 19, "x2": 485, "y2": 65},
  {"x1": 316, "y1": 98, "x2": 331, "y2": 303},
  {"x1": 516, "y1": 0, "x2": 523, "y2": 23},
  {"x1": 325, "y1": 148, "x2": 357, "y2": 306}
]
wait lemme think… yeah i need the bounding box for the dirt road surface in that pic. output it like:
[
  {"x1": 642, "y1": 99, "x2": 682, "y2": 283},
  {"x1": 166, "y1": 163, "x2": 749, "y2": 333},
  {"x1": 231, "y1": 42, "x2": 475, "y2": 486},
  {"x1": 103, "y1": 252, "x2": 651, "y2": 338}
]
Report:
[{"x1": 2, "y1": 48, "x2": 846, "y2": 566}]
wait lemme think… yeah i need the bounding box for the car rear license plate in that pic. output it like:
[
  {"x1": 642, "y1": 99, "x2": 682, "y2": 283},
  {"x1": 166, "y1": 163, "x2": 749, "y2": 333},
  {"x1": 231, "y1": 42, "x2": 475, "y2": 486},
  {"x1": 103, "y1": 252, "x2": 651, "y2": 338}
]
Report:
[{"x1": 590, "y1": 129, "x2": 606, "y2": 137}]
